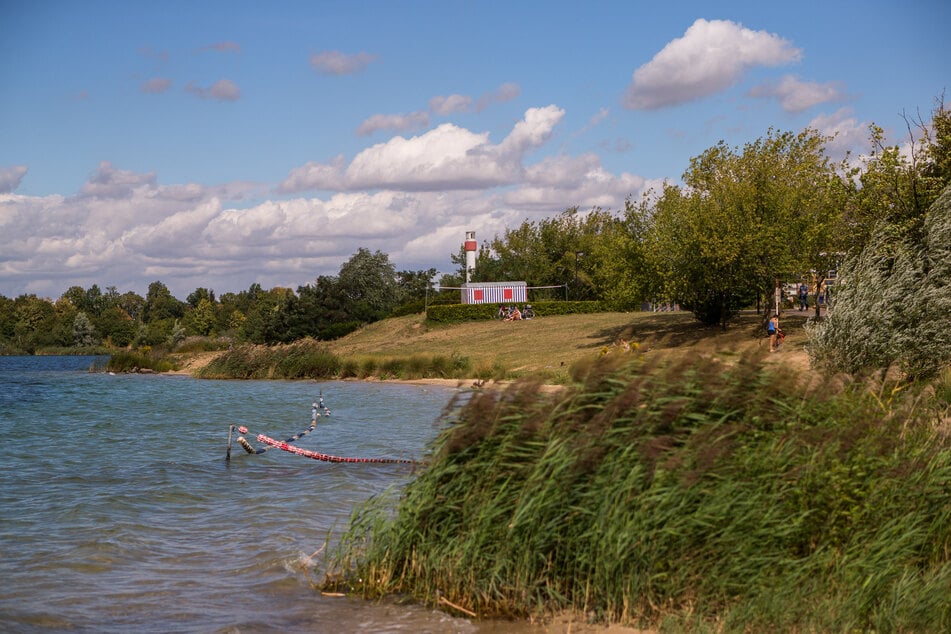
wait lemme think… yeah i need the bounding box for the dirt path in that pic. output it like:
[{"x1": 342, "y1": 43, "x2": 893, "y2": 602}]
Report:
[{"x1": 168, "y1": 351, "x2": 221, "y2": 376}]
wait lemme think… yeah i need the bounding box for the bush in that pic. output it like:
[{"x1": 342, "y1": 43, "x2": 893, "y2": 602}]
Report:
[
  {"x1": 174, "y1": 336, "x2": 232, "y2": 353},
  {"x1": 107, "y1": 350, "x2": 177, "y2": 373},
  {"x1": 197, "y1": 341, "x2": 340, "y2": 379},
  {"x1": 426, "y1": 300, "x2": 603, "y2": 324},
  {"x1": 809, "y1": 185, "x2": 951, "y2": 379}
]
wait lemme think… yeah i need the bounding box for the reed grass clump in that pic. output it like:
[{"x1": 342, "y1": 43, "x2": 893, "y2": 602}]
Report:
[
  {"x1": 106, "y1": 350, "x2": 177, "y2": 373},
  {"x1": 196, "y1": 340, "x2": 339, "y2": 379},
  {"x1": 321, "y1": 352, "x2": 951, "y2": 631},
  {"x1": 197, "y1": 344, "x2": 474, "y2": 381}
]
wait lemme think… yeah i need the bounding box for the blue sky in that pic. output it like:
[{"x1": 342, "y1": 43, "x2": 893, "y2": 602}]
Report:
[{"x1": 1, "y1": 0, "x2": 948, "y2": 299}]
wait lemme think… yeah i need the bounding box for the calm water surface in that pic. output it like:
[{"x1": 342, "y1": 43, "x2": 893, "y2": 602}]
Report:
[{"x1": 0, "y1": 356, "x2": 533, "y2": 633}]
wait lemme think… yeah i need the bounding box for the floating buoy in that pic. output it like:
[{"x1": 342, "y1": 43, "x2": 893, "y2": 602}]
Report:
[
  {"x1": 238, "y1": 426, "x2": 248, "y2": 434},
  {"x1": 238, "y1": 436, "x2": 255, "y2": 454}
]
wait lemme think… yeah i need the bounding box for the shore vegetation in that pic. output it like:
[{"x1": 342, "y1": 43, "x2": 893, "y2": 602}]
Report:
[{"x1": 320, "y1": 350, "x2": 951, "y2": 631}]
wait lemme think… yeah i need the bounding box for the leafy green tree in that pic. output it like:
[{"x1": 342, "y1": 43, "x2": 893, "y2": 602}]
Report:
[
  {"x1": 72, "y1": 311, "x2": 98, "y2": 346},
  {"x1": 84, "y1": 284, "x2": 104, "y2": 317},
  {"x1": 396, "y1": 268, "x2": 437, "y2": 306},
  {"x1": 336, "y1": 248, "x2": 400, "y2": 323},
  {"x1": 642, "y1": 129, "x2": 842, "y2": 326},
  {"x1": 186, "y1": 287, "x2": 216, "y2": 309},
  {"x1": 95, "y1": 305, "x2": 136, "y2": 347},
  {"x1": 61, "y1": 286, "x2": 87, "y2": 311},
  {"x1": 472, "y1": 208, "x2": 621, "y2": 301},
  {"x1": 242, "y1": 287, "x2": 293, "y2": 344},
  {"x1": 119, "y1": 291, "x2": 145, "y2": 322},
  {"x1": 0, "y1": 294, "x2": 16, "y2": 345},
  {"x1": 51, "y1": 298, "x2": 78, "y2": 346},
  {"x1": 594, "y1": 197, "x2": 654, "y2": 310},
  {"x1": 13, "y1": 294, "x2": 57, "y2": 353},
  {"x1": 187, "y1": 297, "x2": 217, "y2": 336},
  {"x1": 143, "y1": 281, "x2": 184, "y2": 322}
]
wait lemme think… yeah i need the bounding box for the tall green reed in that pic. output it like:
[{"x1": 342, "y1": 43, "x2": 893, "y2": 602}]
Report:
[{"x1": 322, "y1": 352, "x2": 951, "y2": 631}]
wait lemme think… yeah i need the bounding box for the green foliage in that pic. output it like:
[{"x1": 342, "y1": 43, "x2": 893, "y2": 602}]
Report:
[
  {"x1": 143, "y1": 280, "x2": 185, "y2": 322},
  {"x1": 425, "y1": 301, "x2": 602, "y2": 324},
  {"x1": 318, "y1": 320, "x2": 363, "y2": 340},
  {"x1": 106, "y1": 350, "x2": 176, "y2": 373},
  {"x1": 94, "y1": 305, "x2": 136, "y2": 347},
  {"x1": 337, "y1": 247, "x2": 400, "y2": 323},
  {"x1": 71, "y1": 311, "x2": 98, "y2": 347},
  {"x1": 185, "y1": 297, "x2": 217, "y2": 336},
  {"x1": 470, "y1": 208, "x2": 623, "y2": 302},
  {"x1": 173, "y1": 336, "x2": 232, "y2": 353},
  {"x1": 810, "y1": 185, "x2": 951, "y2": 378},
  {"x1": 196, "y1": 342, "x2": 472, "y2": 381},
  {"x1": 322, "y1": 354, "x2": 951, "y2": 631},
  {"x1": 425, "y1": 303, "x2": 497, "y2": 323},
  {"x1": 196, "y1": 340, "x2": 340, "y2": 380},
  {"x1": 641, "y1": 129, "x2": 843, "y2": 326}
]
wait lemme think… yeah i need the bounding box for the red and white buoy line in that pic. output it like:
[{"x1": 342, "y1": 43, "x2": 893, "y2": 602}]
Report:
[
  {"x1": 226, "y1": 417, "x2": 415, "y2": 464},
  {"x1": 255, "y1": 433, "x2": 414, "y2": 463}
]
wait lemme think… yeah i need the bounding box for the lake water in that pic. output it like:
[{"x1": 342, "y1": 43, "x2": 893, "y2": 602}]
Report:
[{"x1": 0, "y1": 356, "x2": 533, "y2": 633}]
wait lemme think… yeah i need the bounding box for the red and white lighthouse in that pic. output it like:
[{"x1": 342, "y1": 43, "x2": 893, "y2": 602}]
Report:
[{"x1": 464, "y1": 231, "x2": 477, "y2": 283}]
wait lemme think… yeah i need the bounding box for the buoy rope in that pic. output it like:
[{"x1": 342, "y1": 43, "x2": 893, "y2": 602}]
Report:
[
  {"x1": 256, "y1": 433, "x2": 415, "y2": 464},
  {"x1": 235, "y1": 421, "x2": 316, "y2": 455}
]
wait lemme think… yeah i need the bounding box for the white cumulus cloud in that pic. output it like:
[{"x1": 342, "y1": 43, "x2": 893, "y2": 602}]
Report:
[
  {"x1": 748, "y1": 75, "x2": 846, "y2": 113},
  {"x1": 624, "y1": 18, "x2": 802, "y2": 110},
  {"x1": 282, "y1": 106, "x2": 566, "y2": 193}
]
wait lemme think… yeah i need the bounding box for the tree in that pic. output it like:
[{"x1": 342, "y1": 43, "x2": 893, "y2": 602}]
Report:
[
  {"x1": 807, "y1": 96, "x2": 951, "y2": 378},
  {"x1": 187, "y1": 297, "x2": 217, "y2": 336},
  {"x1": 642, "y1": 129, "x2": 842, "y2": 326},
  {"x1": 595, "y1": 197, "x2": 654, "y2": 310},
  {"x1": 472, "y1": 208, "x2": 622, "y2": 301},
  {"x1": 336, "y1": 248, "x2": 399, "y2": 323},
  {"x1": 143, "y1": 281, "x2": 184, "y2": 322},
  {"x1": 95, "y1": 305, "x2": 136, "y2": 347},
  {"x1": 396, "y1": 268, "x2": 437, "y2": 305},
  {"x1": 72, "y1": 312, "x2": 98, "y2": 347},
  {"x1": 0, "y1": 295, "x2": 16, "y2": 346},
  {"x1": 13, "y1": 294, "x2": 57, "y2": 353},
  {"x1": 118, "y1": 291, "x2": 145, "y2": 322},
  {"x1": 242, "y1": 286, "x2": 294, "y2": 344},
  {"x1": 186, "y1": 287, "x2": 216, "y2": 309}
]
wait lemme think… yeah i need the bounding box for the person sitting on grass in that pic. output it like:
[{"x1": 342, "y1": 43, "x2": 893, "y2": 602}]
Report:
[{"x1": 504, "y1": 306, "x2": 522, "y2": 321}]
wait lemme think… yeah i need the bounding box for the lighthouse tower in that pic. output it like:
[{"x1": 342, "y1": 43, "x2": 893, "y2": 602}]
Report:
[{"x1": 464, "y1": 231, "x2": 477, "y2": 283}]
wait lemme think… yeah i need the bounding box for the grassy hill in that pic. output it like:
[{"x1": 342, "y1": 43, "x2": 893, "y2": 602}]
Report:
[
  {"x1": 174, "y1": 308, "x2": 814, "y2": 382},
  {"x1": 322, "y1": 309, "x2": 812, "y2": 382}
]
